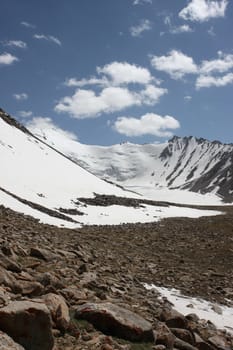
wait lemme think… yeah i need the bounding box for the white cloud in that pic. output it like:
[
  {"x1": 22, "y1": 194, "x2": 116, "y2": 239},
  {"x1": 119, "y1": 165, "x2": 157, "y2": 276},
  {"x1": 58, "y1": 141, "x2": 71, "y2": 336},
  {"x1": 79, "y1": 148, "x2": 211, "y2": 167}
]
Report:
[
  {"x1": 133, "y1": 0, "x2": 152, "y2": 5},
  {"x1": 34, "y1": 34, "x2": 62, "y2": 46},
  {"x1": 179, "y1": 0, "x2": 228, "y2": 22},
  {"x1": 163, "y1": 15, "x2": 193, "y2": 34},
  {"x1": 4, "y1": 40, "x2": 27, "y2": 49},
  {"x1": 139, "y1": 84, "x2": 167, "y2": 105},
  {"x1": 150, "y1": 50, "x2": 198, "y2": 79},
  {"x1": 130, "y1": 19, "x2": 152, "y2": 37},
  {"x1": 114, "y1": 113, "x2": 180, "y2": 137},
  {"x1": 59, "y1": 61, "x2": 167, "y2": 119},
  {"x1": 65, "y1": 77, "x2": 109, "y2": 88},
  {"x1": 13, "y1": 93, "x2": 28, "y2": 101},
  {"x1": 18, "y1": 110, "x2": 33, "y2": 118},
  {"x1": 184, "y1": 95, "x2": 192, "y2": 101},
  {"x1": 55, "y1": 87, "x2": 136, "y2": 119},
  {"x1": 196, "y1": 72, "x2": 233, "y2": 88},
  {"x1": 21, "y1": 21, "x2": 36, "y2": 29},
  {"x1": 170, "y1": 25, "x2": 193, "y2": 34},
  {"x1": 200, "y1": 52, "x2": 233, "y2": 74},
  {"x1": 27, "y1": 117, "x2": 78, "y2": 141},
  {"x1": 55, "y1": 85, "x2": 167, "y2": 119},
  {"x1": 97, "y1": 61, "x2": 153, "y2": 85},
  {"x1": 0, "y1": 52, "x2": 18, "y2": 65}
]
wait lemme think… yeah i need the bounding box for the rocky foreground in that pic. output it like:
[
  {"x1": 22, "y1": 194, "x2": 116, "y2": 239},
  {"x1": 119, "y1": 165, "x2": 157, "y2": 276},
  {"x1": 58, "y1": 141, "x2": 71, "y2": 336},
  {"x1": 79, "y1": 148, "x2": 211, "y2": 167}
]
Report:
[{"x1": 0, "y1": 204, "x2": 232, "y2": 349}]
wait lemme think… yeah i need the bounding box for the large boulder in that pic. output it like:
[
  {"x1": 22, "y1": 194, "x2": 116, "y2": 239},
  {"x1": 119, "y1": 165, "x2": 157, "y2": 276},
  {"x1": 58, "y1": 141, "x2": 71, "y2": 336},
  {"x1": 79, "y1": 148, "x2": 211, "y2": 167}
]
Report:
[
  {"x1": 0, "y1": 330, "x2": 25, "y2": 349},
  {"x1": 0, "y1": 300, "x2": 54, "y2": 350},
  {"x1": 75, "y1": 302, "x2": 154, "y2": 342},
  {"x1": 42, "y1": 293, "x2": 70, "y2": 331}
]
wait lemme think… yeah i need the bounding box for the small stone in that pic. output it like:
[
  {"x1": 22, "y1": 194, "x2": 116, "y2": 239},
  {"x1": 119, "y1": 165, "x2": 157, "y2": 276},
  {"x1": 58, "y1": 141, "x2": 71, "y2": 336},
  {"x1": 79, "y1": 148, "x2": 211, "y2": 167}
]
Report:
[{"x1": 211, "y1": 304, "x2": 222, "y2": 315}]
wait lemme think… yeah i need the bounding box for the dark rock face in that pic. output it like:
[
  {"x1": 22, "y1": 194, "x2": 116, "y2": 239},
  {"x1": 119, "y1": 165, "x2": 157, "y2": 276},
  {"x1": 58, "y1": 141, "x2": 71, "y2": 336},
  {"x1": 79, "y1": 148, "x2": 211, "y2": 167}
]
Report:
[{"x1": 75, "y1": 302, "x2": 154, "y2": 342}]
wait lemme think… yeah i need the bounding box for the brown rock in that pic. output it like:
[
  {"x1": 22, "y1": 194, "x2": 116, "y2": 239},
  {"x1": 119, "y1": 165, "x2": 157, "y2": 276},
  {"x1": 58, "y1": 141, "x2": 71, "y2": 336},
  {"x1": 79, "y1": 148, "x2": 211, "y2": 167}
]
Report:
[
  {"x1": 208, "y1": 335, "x2": 232, "y2": 350},
  {"x1": 30, "y1": 247, "x2": 58, "y2": 261},
  {"x1": 0, "y1": 330, "x2": 25, "y2": 349},
  {"x1": 0, "y1": 300, "x2": 54, "y2": 350},
  {"x1": 0, "y1": 266, "x2": 19, "y2": 293},
  {"x1": 17, "y1": 280, "x2": 43, "y2": 296},
  {"x1": 174, "y1": 337, "x2": 198, "y2": 350},
  {"x1": 75, "y1": 302, "x2": 154, "y2": 342},
  {"x1": 0, "y1": 253, "x2": 22, "y2": 272},
  {"x1": 194, "y1": 333, "x2": 215, "y2": 350},
  {"x1": 171, "y1": 328, "x2": 195, "y2": 345},
  {"x1": 160, "y1": 307, "x2": 188, "y2": 329},
  {"x1": 60, "y1": 285, "x2": 87, "y2": 305},
  {"x1": 42, "y1": 293, "x2": 70, "y2": 331},
  {"x1": 154, "y1": 322, "x2": 175, "y2": 349}
]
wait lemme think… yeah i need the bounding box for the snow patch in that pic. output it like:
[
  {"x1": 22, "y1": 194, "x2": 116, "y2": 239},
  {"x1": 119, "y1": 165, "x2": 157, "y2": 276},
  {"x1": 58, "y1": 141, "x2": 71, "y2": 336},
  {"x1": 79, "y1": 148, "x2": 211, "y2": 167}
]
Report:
[{"x1": 145, "y1": 284, "x2": 233, "y2": 335}]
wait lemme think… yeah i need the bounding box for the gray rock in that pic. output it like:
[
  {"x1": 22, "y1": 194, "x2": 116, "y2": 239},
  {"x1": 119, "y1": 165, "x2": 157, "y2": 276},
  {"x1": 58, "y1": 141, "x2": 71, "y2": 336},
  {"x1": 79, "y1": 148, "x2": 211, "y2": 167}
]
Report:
[{"x1": 75, "y1": 302, "x2": 154, "y2": 342}]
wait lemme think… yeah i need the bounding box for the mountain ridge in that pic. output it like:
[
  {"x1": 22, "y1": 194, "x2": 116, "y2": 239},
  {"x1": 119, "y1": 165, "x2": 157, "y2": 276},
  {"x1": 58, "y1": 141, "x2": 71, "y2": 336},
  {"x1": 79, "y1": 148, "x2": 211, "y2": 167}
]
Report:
[{"x1": 28, "y1": 119, "x2": 233, "y2": 202}]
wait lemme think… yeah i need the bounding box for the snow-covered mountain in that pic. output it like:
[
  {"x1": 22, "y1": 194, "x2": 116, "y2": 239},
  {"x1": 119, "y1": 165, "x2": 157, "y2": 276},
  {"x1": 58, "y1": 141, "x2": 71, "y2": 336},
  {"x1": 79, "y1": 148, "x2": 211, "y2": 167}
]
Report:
[
  {"x1": 1, "y1": 108, "x2": 219, "y2": 227},
  {"x1": 30, "y1": 119, "x2": 233, "y2": 203}
]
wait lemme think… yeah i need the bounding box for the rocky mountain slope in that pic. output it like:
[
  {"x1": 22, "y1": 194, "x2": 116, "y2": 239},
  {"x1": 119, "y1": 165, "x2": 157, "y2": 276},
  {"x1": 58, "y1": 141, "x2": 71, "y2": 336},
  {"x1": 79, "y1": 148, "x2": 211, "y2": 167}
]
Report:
[{"x1": 30, "y1": 121, "x2": 233, "y2": 203}]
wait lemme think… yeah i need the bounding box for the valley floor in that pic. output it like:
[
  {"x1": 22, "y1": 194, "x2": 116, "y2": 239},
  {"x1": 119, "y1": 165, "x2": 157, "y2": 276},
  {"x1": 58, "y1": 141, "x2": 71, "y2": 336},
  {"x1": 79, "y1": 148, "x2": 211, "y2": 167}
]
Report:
[{"x1": 0, "y1": 204, "x2": 232, "y2": 348}]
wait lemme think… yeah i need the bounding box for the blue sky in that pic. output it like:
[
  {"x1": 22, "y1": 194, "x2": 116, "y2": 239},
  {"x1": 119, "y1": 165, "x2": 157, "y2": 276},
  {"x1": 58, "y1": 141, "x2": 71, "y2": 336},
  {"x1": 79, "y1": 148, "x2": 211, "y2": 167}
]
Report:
[{"x1": 0, "y1": 0, "x2": 232, "y2": 145}]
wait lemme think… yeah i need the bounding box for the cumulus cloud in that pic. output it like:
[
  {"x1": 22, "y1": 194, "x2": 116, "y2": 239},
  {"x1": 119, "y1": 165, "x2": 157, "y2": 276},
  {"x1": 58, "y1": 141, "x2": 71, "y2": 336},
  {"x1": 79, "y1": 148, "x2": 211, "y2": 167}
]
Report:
[
  {"x1": 4, "y1": 40, "x2": 27, "y2": 49},
  {"x1": 18, "y1": 110, "x2": 33, "y2": 118},
  {"x1": 130, "y1": 19, "x2": 152, "y2": 37},
  {"x1": 58, "y1": 61, "x2": 166, "y2": 119},
  {"x1": 150, "y1": 50, "x2": 198, "y2": 79},
  {"x1": 55, "y1": 85, "x2": 167, "y2": 119},
  {"x1": 21, "y1": 21, "x2": 36, "y2": 29},
  {"x1": 151, "y1": 49, "x2": 233, "y2": 89},
  {"x1": 114, "y1": 113, "x2": 180, "y2": 137},
  {"x1": 27, "y1": 117, "x2": 78, "y2": 141},
  {"x1": 13, "y1": 93, "x2": 28, "y2": 101},
  {"x1": 0, "y1": 52, "x2": 18, "y2": 65},
  {"x1": 97, "y1": 61, "x2": 153, "y2": 85},
  {"x1": 196, "y1": 72, "x2": 233, "y2": 88},
  {"x1": 179, "y1": 0, "x2": 228, "y2": 22},
  {"x1": 133, "y1": 0, "x2": 152, "y2": 5},
  {"x1": 184, "y1": 95, "x2": 192, "y2": 101},
  {"x1": 34, "y1": 34, "x2": 61, "y2": 46},
  {"x1": 200, "y1": 52, "x2": 233, "y2": 74}
]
